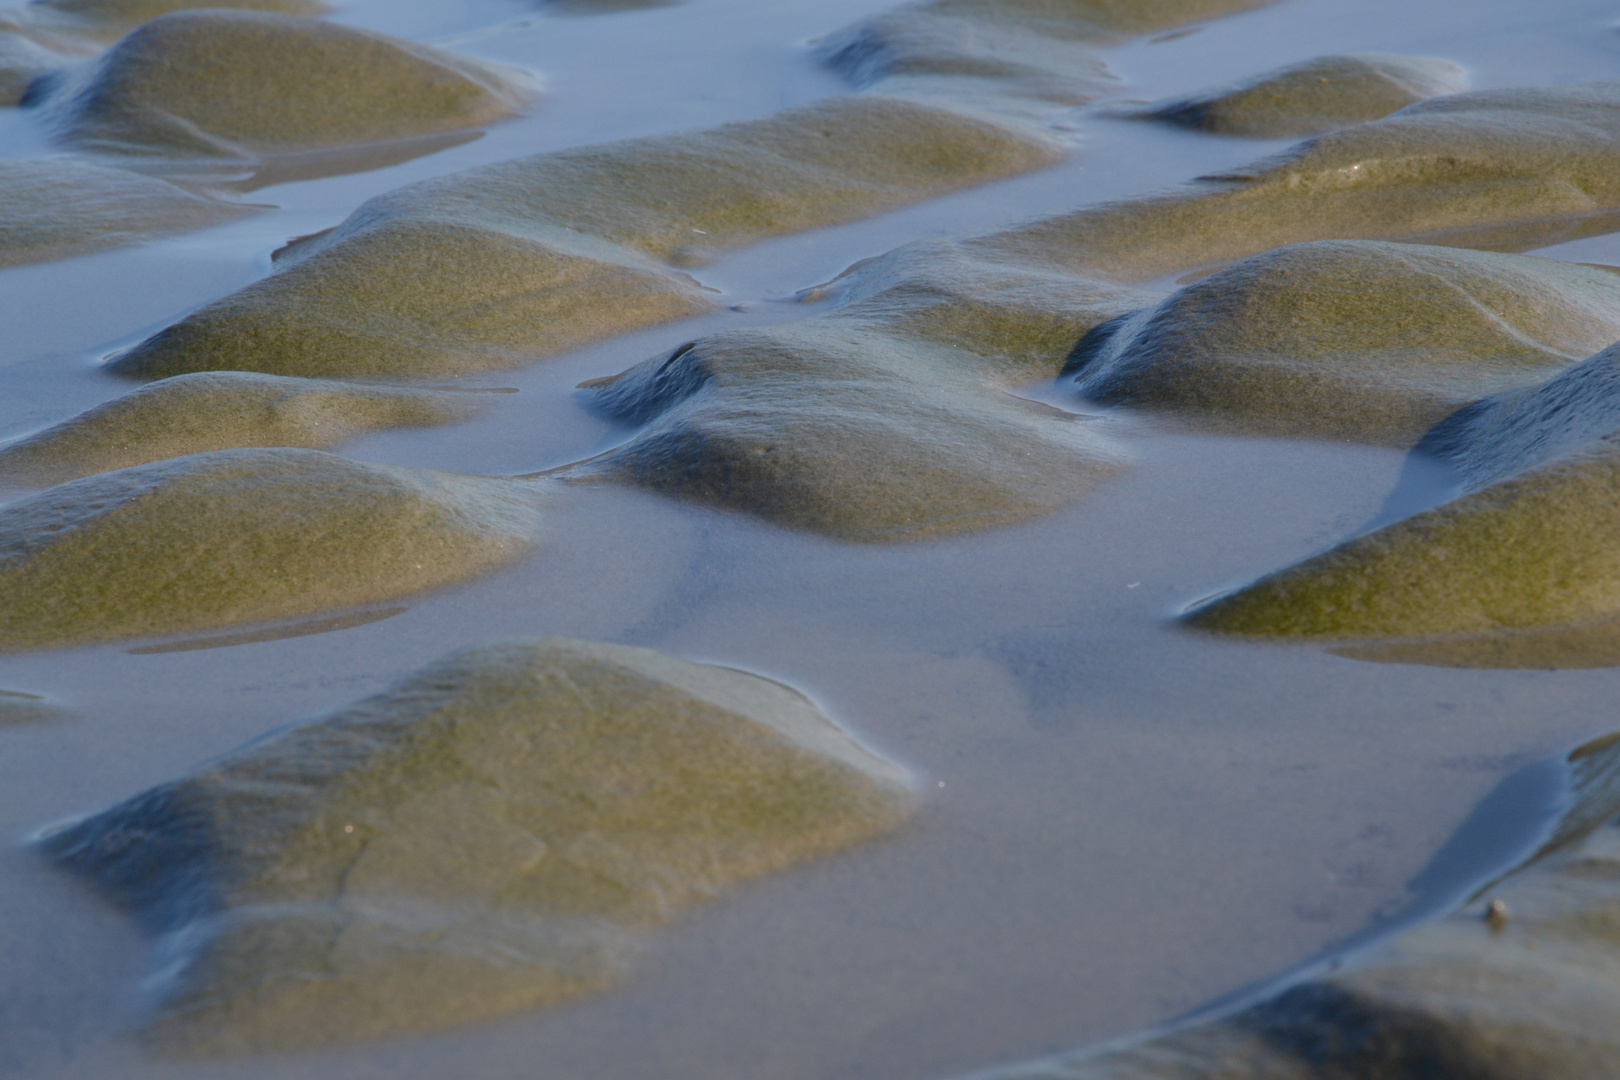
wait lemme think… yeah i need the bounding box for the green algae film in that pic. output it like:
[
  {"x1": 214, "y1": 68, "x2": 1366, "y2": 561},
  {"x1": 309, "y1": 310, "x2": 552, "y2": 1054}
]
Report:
[{"x1": 40, "y1": 639, "x2": 912, "y2": 1054}]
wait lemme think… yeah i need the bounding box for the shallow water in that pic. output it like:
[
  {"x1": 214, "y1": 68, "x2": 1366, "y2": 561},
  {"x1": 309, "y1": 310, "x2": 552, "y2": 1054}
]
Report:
[{"x1": 4, "y1": 0, "x2": 1620, "y2": 1077}]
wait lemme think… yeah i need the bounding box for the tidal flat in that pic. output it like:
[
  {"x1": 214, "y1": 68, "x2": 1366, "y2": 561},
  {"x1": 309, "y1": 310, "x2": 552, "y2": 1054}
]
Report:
[{"x1": 5, "y1": 0, "x2": 1620, "y2": 1078}]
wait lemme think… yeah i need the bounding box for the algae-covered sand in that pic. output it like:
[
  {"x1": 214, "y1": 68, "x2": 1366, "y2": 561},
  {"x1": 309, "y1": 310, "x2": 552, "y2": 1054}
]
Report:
[
  {"x1": 1183, "y1": 338, "x2": 1620, "y2": 645},
  {"x1": 567, "y1": 243, "x2": 1141, "y2": 541},
  {"x1": 0, "y1": 372, "x2": 493, "y2": 487},
  {"x1": 1136, "y1": 53, "x2": 1466, "y2": 138},
  {"x1": 1066, "y1": 241, "x2": 1620, "y2": 443},
  {"x1": 0, "y1": 158, "x2": 252, "y2": 268},
  {"x1": 972, "y1": 82, "x2": 1620, "y2": 282},
  {"x1": 42, "y1": 638, "x2": 913, "y2": 1053},
  {"x1": 104, "y1": 0, "x2": 1289, "y2": 384},
  {"x1": 570, "y1": 322, "x2": 1129, "y2": 541},
  {"x1": 108, "y1": 95, "x2": 1065, "y2": 381},
  {"x1": 38, "y1": 10, "x2": 534, "y2": 158},
  {"x1": 1184, "y1": 439, "x2": 1620, "y2": 641},
  {"x1": 0, "y1": 448, "x2": 542, "y2": 651}
]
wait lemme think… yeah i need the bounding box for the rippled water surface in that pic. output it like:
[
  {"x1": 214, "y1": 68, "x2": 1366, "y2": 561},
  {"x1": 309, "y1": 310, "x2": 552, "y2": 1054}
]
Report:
[{"x1": 5, "y1": 0, "x2": 1620, "y2": 1077}]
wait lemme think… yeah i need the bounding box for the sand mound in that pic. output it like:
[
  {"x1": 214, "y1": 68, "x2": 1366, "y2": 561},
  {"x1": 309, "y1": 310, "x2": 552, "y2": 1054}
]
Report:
[
  {"x1": 0, "y1": 157, "x2": 252, "y2": 268},
  {"x1": 41, "y1": 639, "x2": 912, "y2": 1053},
  {"x1": 0, "y1": 372, "x2": 490, "y2": 487},
  {"x1": 568, "y1": 297, "x2": 1131, "y2": 541},
  {"x1": 0, "y1": 448, "x2": 541, "y2": 651},
  {"x1": 1184, "y1": 437, "x2": 1620, "y2": 640},
  {"x1": 976, "y1": 82, "x2": 1620, "y2": 282},
  {"x1": 1181, "y1": 326, "x2": 1620, "y2": 646},
  {"x1": 109, "y1": 96, "x2": 1061, "y2": 380},
  {"x1": 819, "y1": 0, "x2": 1276, "y2": 114},
  {"x1": 1139, "y1": 53, "x2": 1466, "y2": 138},
  {"x1": 40, "y1": 10, "x2": 532, "y2": 158},
  {"x1": 1067, "y1": 241, "x2": 1620, "y2": 443},
  {"x1": 817, "y1": 236, "x2": 1150, "y2": 369}
]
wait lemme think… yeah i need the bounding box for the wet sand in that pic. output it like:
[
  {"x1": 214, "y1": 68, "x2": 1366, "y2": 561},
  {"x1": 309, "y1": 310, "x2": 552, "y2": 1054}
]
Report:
[{"x1": 4, "y1": 0, "x2": 1620, "y2": 1078}]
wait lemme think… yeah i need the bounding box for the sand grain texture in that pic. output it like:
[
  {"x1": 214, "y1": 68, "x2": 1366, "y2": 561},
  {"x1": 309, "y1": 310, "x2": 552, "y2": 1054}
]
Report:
[
  {"x1": 1067, "y1": 241, "x2": 1620, "y2": 443},
  {"x1": 0, "y1": 372, "x2": 491, "y2": 487},
  {"x1": 0, "y1": 158, "x2": 252, "y2": 267},
  {"x1": 0, "y1": 447, "x2": 542, "y2": 651},
  {"x1": 1185, "y1": 437, "x2": 1620, "y2": 641},
  {"x1": 41, "y1": 639, "x2": 913, "y2": 1053},
  {"x1": 109, "y1": 96, "x2": 1062, "y2": 380},
  {"x1": 39, "y1": 10, "x2": 532, "y2": 158},
  {"x1": 569, "y1": 247, "x2": 1141, "y2": 541},
  {"x1": 976, "y1": 82, "x2": 1620, "y2": 282},
  {"x1": 1139, "y1": 53, "x2": 1466, "y2": 138}
]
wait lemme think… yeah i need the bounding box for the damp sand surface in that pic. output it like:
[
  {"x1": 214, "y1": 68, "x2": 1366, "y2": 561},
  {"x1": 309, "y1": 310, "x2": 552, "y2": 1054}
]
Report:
[{"x1": 6, "y1": 1, "x2": 1620, "y2": 1079}]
